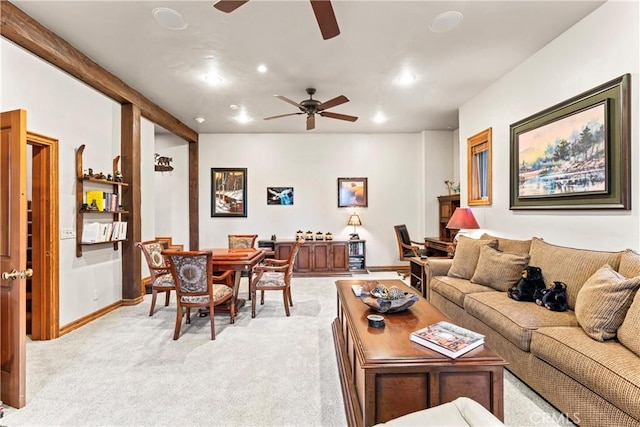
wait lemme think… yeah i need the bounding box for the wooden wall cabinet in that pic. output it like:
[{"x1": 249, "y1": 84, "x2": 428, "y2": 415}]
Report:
[
  {"x1": 275, "y1": 240, "x2": 354, "y2": 275},
  {"x1": 75, "y1": 144, "x2": 129, "y2": 257}
]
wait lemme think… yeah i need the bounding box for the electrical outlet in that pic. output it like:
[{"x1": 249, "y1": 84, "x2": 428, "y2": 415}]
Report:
[
  {"x1": 60, "y1": 228, "x2": 76, "y2": 240},
  {"x1": 93, "y1": 289, "x2": 98, "y2": 301}
]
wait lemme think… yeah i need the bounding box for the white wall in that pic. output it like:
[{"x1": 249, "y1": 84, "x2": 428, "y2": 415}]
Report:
[
  {"x1": 139, "y1": 118, "x2": 156, "y2": 277},
  {"x1": 154, "y1": 133, "x2": 190, "y2": 248},
  {"x1": 1, "y1": 39, "x2": 123, "y2": 325},
  {"x1": 459, "y1": 1, "x2": 639, "y2": 251},
  {"x1": 198, "y1": 133, "x2": 429, "y2": 266},
  {"x1": 422, "y1": 131, "x2": 456, "y2": 239}
]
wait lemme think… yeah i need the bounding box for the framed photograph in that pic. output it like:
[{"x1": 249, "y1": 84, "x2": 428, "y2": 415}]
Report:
[
  {"x1": 338, "y1": 177, "x2": 368, "y2": 208},
  {"x1": 211, "y1": 168, "x2": 247, "y2": 217},
  {"x1": 267, "y1": 187, "x2": 294, "y2": 205},
  {"x1": 510, "y1": 74, "x2": 630, "y2": 210}
]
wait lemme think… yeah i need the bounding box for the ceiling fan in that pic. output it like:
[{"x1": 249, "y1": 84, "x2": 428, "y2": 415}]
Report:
[
  {"x1": 213, "y1": 0, "x2": 340, "y2": 40},
  {"x1": 264, "y1": 88, "x2": 358, "y2": 131}
]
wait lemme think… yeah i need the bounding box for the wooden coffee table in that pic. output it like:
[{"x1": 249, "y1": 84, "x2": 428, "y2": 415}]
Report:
[{"x1": 332, "y1": 279, "x2": 506, "y2": 427}]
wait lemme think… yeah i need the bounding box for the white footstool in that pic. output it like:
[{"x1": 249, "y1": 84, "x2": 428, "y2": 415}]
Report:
[{"x1": 373, "y1": 397, "x2": 504, "y2": 426}]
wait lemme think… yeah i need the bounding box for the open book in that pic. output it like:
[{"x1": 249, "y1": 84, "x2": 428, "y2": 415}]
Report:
[{"x1": 410, "y1": 321, "x2": 484, "y2": 359}]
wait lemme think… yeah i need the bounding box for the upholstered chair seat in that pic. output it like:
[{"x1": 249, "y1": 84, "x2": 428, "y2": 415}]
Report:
[{"x1": 135, "y1": 240, "x2": 176, "y2": 316}]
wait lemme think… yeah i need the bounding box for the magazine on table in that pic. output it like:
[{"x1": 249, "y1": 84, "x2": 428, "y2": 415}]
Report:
[{"x1": 410, "y1": 321, "x2": 484, "y2": 359}]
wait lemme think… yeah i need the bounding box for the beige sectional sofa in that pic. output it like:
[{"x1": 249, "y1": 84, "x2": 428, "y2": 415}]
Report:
[{"x1": 426, "y1": 235, "x2": 640, "y2": 427}]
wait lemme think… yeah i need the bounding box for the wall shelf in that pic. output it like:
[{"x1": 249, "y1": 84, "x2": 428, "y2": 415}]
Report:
[{"x1": 75, "y1": 144, "x2": 128, "y2": 257}]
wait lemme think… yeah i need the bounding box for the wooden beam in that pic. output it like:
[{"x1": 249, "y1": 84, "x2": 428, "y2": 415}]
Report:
[
  {"x1": 189, "y1": 141, "x2": 199, "y2": 250},
  {"x1": 1, "y1": 1, "x2": 198, "y2": 144},
  {"x1": 121, "y1": 104, "x2": 142, "y2": 302}
]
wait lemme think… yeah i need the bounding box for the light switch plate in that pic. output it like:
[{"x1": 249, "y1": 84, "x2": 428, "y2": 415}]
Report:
[{"x1": 60, "y1": 228, "x2": 76, "y2": 239}]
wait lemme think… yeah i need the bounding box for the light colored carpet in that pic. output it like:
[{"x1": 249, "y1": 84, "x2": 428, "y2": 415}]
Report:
[{"x1": 3, "y1": 272, "x2": 573, "y2": 426}]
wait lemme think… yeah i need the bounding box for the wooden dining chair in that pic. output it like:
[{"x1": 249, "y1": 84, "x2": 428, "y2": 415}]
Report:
[
  {"x1": 163, "y1": 250, "x2": 235, "y2": 340},
  {"x1": 228, "y1": 234, "x2": 258, "y2": 249},
  {"x1": 250, "y1": 238, "x2": 304, "y2": 318},
  {"x1": 135, "y1": 240, "x2": 175, "y2": 316}
]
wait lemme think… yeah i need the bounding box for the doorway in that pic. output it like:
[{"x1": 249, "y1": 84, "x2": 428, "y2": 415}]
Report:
[{"x1": 26, "y1": 131, "x2": 59, "y2": 340}]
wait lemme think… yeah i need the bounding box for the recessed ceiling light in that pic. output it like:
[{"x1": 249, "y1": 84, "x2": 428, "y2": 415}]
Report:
[
  {"x1": 229, "y1": 104, "x2": 239, "y2": 110},
  {"x1": 234, "y1": 111, "x2": 252, "y2": 124},
  {"x1": 429, "y1": 11, "x2": 463, "y2": 33},
  {"x1": 194, "y1": 117, "x2": 205, "y2": 124},
  {"x1": 205, "y1": 74, "x2": 223, "y2": 85},
  {"x1": 152, "y1": 7, "x2": 188, "y2": 31},
  {"x1": 257, "y1": 64, "x2": 268, "y2": 73},
  {"x1": 372, "y1": 112, "x2": 387, "y2": 124},
  {"x1": 395, "y1": 72, "x2": 416, "y2": 86}
]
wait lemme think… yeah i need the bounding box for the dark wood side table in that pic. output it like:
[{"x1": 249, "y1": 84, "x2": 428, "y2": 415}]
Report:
[
  {"x1": 332, "y1": 279, "x2": 506, "y2": 427},
  {"x1": 409, "y1": 257, "x2": 429, "y2": 299}
]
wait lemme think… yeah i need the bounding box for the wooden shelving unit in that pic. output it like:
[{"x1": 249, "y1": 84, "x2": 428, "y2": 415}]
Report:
[
  {"x1": 348, "y1": 240, "x2": 366, "y2": 273},
  {"x1": 75, "y1": 144, "x2": 129, "y2": 257}
]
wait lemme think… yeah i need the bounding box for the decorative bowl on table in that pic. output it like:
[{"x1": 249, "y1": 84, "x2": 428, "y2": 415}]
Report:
[{"x1": 360, "y1": 282, "x2": 419, "y2": 313}]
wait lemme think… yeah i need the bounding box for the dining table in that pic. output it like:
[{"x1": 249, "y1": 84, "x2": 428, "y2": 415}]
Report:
[{"x1": 201, "y1": 247, "x2": 266, "y2": 317}]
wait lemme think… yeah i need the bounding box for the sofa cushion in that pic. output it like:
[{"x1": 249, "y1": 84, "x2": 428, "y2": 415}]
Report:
[
  {"x1": 471, "y1": 246, "x2": 530, "y2": 292},
  {"x1": 464, "y1": 292, "x2": 579, "y2": 351},
  {"x1": 430, "y1": 276, "x2": 495, "y2": 308},
  {"x1": 618, "y1": 290, "x2": 640, "y2": 356},
  {"x1": 480, "y1": 233, "x2": 532, "y2": 255},
  {"x1": 530, "y1": 326, "x2": 640, "y2": 421},
  {"x1": 575, "y1": 264, "x2": 640, "y2": 341},
  {"x1": 619, "y1": 249, "x2": 640, "y2": 278},
  {"x1": 528, "y1": 237, "x2": 623, "y2": 310},
  {"x1": 447, "y1": 236, "x2": 498, "y2": 280}
]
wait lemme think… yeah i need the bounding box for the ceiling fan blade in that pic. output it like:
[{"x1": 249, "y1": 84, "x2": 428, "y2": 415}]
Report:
[
  {"x1": 320, "y1": 111, "x2": 358, "y2": 122},
  {"x1": 318, "y1": 95, "x2": 349, "y2": 111},
  {"x1": 307, "y1": 114, "x2": 316, "y2": 130},
  {"x1": 264, "y1": 112, "x2": 303, "y2": 121},
  {"x1": 274, "y1": 95, "x2": 303, "y2": 109},
  {"x1": 310, "y1": 0, "x2": 340, "y2": 40},
  {"x1": 213, "y1": 1, "x2": 249, "y2": 13}
]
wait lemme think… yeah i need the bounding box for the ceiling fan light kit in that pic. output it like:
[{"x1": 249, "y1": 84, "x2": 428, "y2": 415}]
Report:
[{"x1": 264, "y1": 88, "x2": 358, "y2": 131}]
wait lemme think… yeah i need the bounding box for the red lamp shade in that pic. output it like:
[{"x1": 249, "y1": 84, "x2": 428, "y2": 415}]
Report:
[{"x1": 446, "y1": 207, "x2": 480, "y2": 230}]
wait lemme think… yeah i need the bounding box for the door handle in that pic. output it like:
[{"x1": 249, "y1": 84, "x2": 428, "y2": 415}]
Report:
[{"x1": 1, "y1": 268, "x2": 33, "y2": 281}]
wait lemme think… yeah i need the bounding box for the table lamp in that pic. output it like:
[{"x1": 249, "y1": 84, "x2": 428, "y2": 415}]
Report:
[
  {"x1": 347, "y1": 213, "x2": 362, "y2": 240},
  {"x1": 446, "y1": 207, "x2": 480, "y2": 243}
]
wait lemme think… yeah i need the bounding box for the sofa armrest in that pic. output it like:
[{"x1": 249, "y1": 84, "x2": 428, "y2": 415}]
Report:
[{"x1": 426, "y1": 257, "x2": 453, "y2": 278}]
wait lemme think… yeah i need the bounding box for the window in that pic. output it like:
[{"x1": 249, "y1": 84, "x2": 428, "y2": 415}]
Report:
[{"x1": 467, "y1": 128, "x2": 492, "y2": 206}]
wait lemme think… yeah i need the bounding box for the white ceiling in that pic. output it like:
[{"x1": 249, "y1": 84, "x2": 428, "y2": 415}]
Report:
[{"x1": 11, "y1": 0, "x2": 604, "y2": 134}]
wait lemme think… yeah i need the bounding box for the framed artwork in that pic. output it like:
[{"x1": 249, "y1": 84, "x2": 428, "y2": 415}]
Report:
[
  {"x1": 338, "y1": 177, "x2": 368, "y2": 208},
  {"x1": 267, "y1": 187, "x2": 294, "y2": 205},
  {"x1": 510, "y1": 74, "x2": 630, "y2": 210},
  {"x1": 211, "y1": 168, "x2": 247, "y2": 217}
]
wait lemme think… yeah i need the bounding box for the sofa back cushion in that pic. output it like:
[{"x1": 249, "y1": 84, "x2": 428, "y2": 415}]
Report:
[
  {"x1": 574, "y1": 264, "x2": 640, "y2": 341},
  {"x1": 471, "y1": 245, "x2": 530, "y2": 292},
  {"x1": 447, "y1": 236, "x2": 498, "y2": 280},
  {"x1": 480, "y1": 233, "x2": 532, "y2": 255},
  {"x1": 528, "y1": 237, "x2": 623, "y2": 310},
  {"x1": 619, "y1": 249, "x2": 640, "y2": 278},
  {"x1": 618, "y1": 290, "x2": 640, "y2": 356}
]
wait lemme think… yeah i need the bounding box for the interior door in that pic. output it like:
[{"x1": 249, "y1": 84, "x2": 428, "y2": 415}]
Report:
[{"x1": 1, "y1": 109, "x2": 28, "y2": 408}]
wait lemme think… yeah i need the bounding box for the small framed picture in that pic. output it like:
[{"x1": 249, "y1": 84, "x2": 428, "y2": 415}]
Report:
[
  {"x1": 338, "y1": 177, "x2": 368, "y2": 208},
  {"x1": 211, "y1": 168, "x2": 247, "y2": 217},
  {"x1": 267, "y1": 187, "x2": 294, "y2": 205}
]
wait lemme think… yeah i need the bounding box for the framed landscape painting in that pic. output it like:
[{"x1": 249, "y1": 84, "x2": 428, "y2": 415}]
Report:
[
  {"x1": 510, "y1": 74, "x2": 630, "y2": 210},
  {"x1": 211, "y1": 168, "x2": 247, "y2": 217},
  {"x1": 338, "y1": 177, "x2": 368, "y2": 208},
  {"x1": 267, "y1": 187, "x2": 294, "y2": 205}
]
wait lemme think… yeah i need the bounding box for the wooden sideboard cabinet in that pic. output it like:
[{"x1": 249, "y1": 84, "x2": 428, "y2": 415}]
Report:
[
  {"x1": 424, "y1": 194, "x2": 459, "y2": 257},
  {"x1": 275, "y1": 240, "x2": 351, "y2": 276}
]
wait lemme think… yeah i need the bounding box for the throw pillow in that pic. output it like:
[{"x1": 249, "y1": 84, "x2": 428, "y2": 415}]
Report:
[
  {"x1": 574, "y1": 264, "x2": 640, "y2": 341},
  {"x1": 447, "y1": 236, "x2": 498, "y2": 280},
  {"x1": 480, "y1": 233, "x2": 532, "y2": 255},
  {"x1": 471, "y1": 245, "x2": 530, "y2": 292},
  {"x1": 617, "y1": 290, "x2": 640, "y2": 356},
  {"x1": 619, "y1": 249, "x2": 640, "y2": 278}
]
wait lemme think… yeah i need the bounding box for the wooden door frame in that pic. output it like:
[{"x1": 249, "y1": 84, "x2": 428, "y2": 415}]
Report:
[{"x1": 27, "y1": 132, "x2": 59, "y2": 340}]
